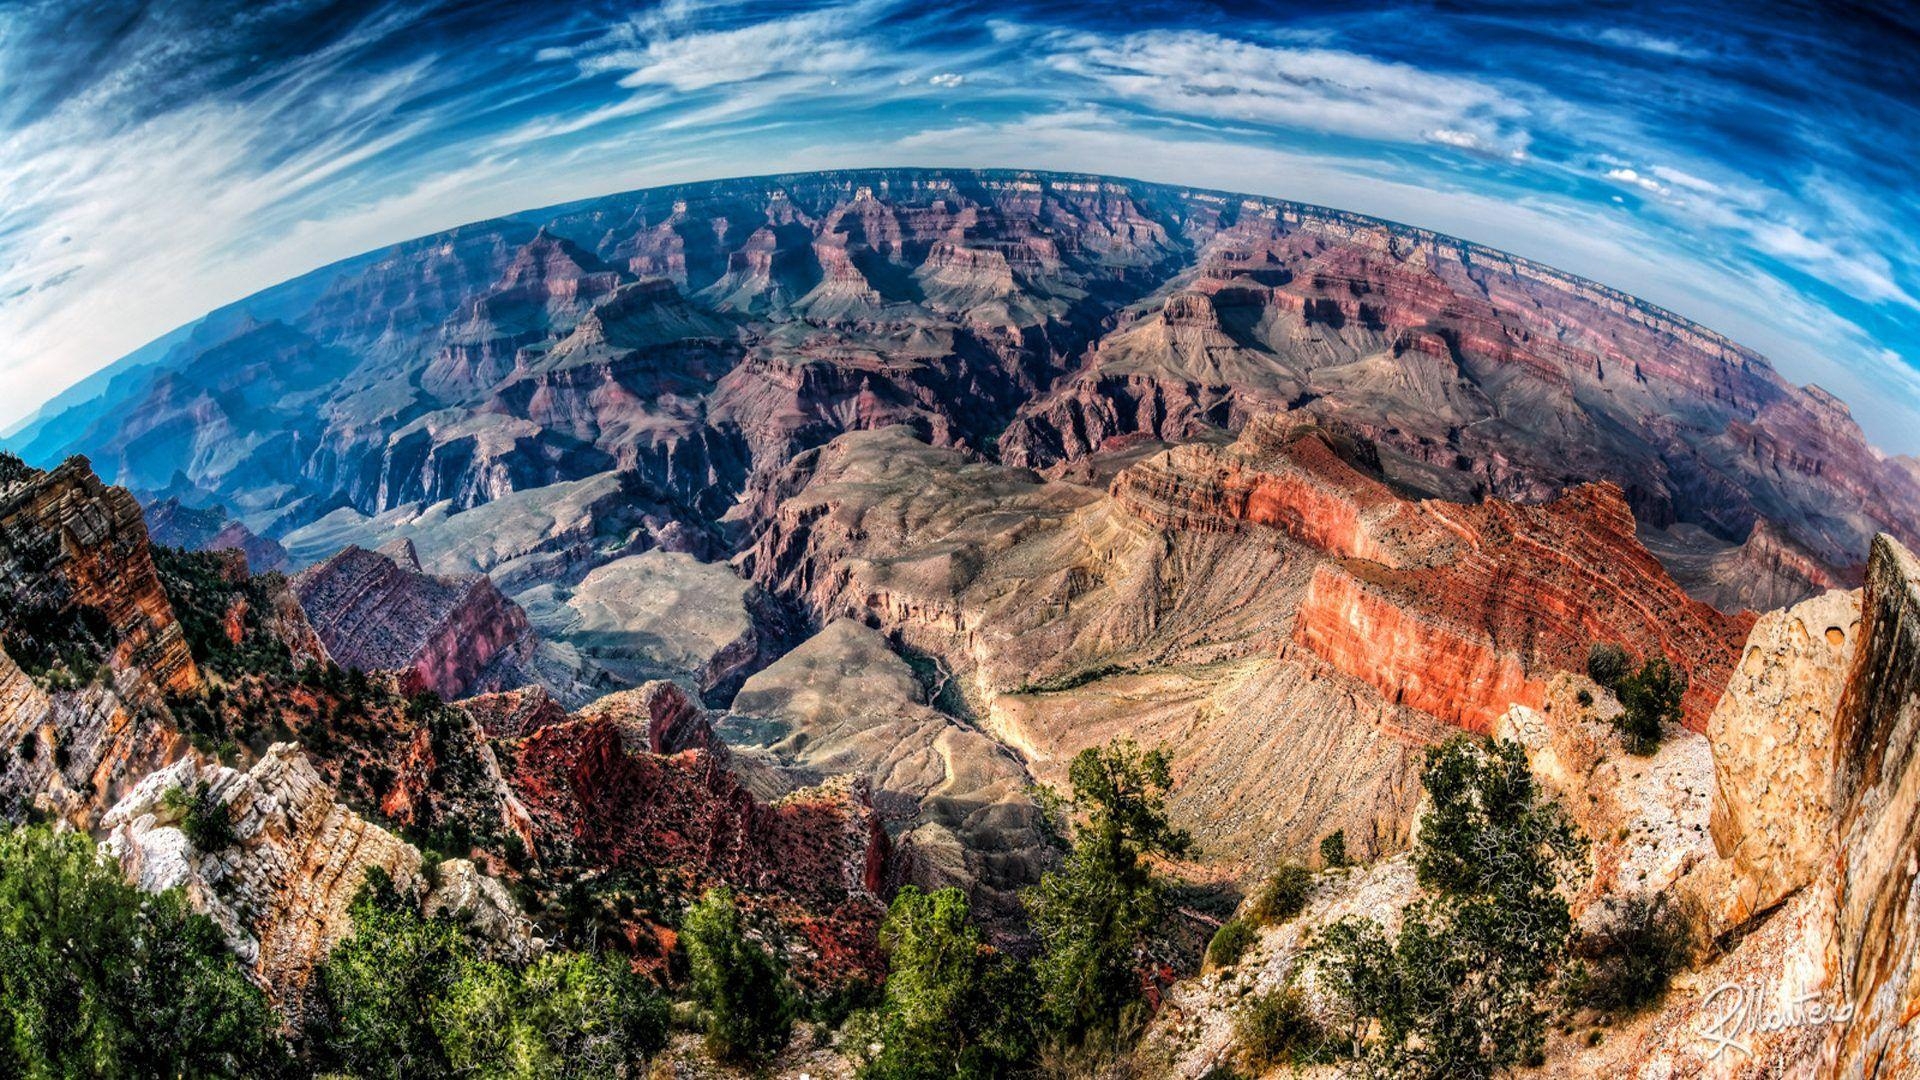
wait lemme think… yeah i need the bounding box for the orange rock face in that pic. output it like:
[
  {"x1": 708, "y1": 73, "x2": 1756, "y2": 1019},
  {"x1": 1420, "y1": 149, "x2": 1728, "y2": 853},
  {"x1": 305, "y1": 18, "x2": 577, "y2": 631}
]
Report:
[
  {"x1": 1290, "y1": 479, "x2": 1751, "y2": 733},
  {"x1": 1120, "y1": 423, "x2": 1752, "y2": 733},
  {"x1": 0, "y1": 457, "x2": 200, "y2": 695}
]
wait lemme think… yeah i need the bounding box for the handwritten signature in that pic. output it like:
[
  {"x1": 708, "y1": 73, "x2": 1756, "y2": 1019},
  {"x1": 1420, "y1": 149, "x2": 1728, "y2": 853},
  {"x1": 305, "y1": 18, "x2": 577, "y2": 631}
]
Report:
[{"x1": 1697, "y1": 980, "x2": 1853, "y2": 1061}]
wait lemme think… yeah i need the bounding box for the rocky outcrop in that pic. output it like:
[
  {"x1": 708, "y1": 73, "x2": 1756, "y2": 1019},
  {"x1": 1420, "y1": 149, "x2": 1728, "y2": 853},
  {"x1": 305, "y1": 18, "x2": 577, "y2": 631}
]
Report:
[
  {"x1": 0, "y1": 457, "x2": 198, "y2": 694},
  {"x1": 0, "y1": 647, "x2": 182, "y2": 827},
  {"x1": 143, "y1": 497, "x2": 290, "y2": 573},
  {"x1": 460, "y1": 685, "x2": 571, "y2": 739},
  {"x1": 1603, "y1": 534, "x2": 1920, "y2": 1077},
  {"x1": 292, "y1": 540, "x2": 536, "y2": 700},
  {"x1": 101, "y1": 745, "x2": 530, "y2": 1010},
  {"x1": 1824, "y1": 535, "x2": 1920, "y2": 1076},
  {"x1": 1289, "y1": 479, "x2": 1751, "y2": 733},
  {"x1": 0, "y1": 457, "x2": 197, "y2": 825},
  {"x1": 503, "y1": 679, "x2": 890, "y2": 984},
  {"x1": 1707, "y1": 588, "x2": 1858, "y2": 923}
]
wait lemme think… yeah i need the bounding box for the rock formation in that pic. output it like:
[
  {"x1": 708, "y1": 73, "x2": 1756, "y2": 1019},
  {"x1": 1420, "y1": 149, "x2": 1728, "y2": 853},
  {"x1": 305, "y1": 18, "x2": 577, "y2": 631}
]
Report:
[
  {"x1": 1707, "y1": 588, "x2": 1858, "y2": 923},
  {"x1": 0, "y1": 457, "x2": 195, "y2": 825},
  {"x1": 143, "y1": 496, "x2": 290, "y2": 573},
  {"x1": 292, "y1": 540, "x2": 536, "y2": 700},
  {"x1": 102, "y1": 745, "x2": 531, "y2": 1011},
  {"x1": 11, "y1": 170, "x2": 1912, "y2": 581},
  {"x1": 502, "y1": 679, "x2": 890, "y2": 984}
]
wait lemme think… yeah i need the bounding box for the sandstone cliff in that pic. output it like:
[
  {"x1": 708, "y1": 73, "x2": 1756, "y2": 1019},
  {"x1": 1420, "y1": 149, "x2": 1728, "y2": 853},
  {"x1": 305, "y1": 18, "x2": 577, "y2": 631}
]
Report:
[
  {"x1": 292, "y1": 540, "x2": 537, "y2": 700},
  {"x1": 102, "y1": 745, "x2": 530, "y2": 1011},
  {"x1": 0, "y1": 457, "x2": 196, "y2": 825}
]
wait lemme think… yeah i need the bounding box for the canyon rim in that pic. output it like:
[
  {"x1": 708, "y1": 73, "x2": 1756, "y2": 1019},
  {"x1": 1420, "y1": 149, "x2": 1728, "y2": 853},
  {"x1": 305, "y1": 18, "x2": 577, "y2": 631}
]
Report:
[{"x1": 3, "y1": 3, "x2": 1920, "y2": 1078}]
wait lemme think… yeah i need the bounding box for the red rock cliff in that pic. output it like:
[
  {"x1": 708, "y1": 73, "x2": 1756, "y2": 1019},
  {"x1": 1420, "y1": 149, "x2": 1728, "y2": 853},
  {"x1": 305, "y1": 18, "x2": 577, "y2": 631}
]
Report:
[{"x1": 292, "y1": 540, "x2": 535, "y2": 700}]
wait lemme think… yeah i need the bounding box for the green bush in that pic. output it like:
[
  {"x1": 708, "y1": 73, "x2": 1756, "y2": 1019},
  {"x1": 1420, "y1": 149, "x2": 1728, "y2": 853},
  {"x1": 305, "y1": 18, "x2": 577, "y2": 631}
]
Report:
[
  {"x1": 312, "y1": 868, "x2": 473, "y2": 1077},
  {"x1": 1320, "y1": 830, "x2": 1349, "y2": 869},
  {"x1": 0, "y1": 824, "x2": 288, "y2": 1077},
  {"x1": 0, "y1": 452, "x2": 32, "y2": 486},
  {"x1": 1235, "y1": 986, "x2": 1328, "y2": 1072},
  {"x1": 1586, "y1": 643, "x2": 1631, "y2": 690},
  {"x1": 1248, "y1": 861, "x2": 1313, "y2": 926},
  {"x1": 1207, "y1": 918, "x2": 1258, "y2": 970},
  {"x1": 683, "y1": 886, "x2": 796, "y2": 1063},
  {"x1": 853, "y1": 886, "x2": 1035, "y2": 1079},
  {"x1": 1023, "y1": 739, "x2": 1192, "y2": 1041},
  {"x1": 1314, "y1": 736, "x2": 1587, "y2": 1080},
  {"x1": 1577, "y1": 894, "x2": 1696, "y2": 1013},
  {"x1": 314, "y1": 868, "x2": 668, "y2": 1078},
  {"x1": 435, "y1": 949, "x2": 670, "y2": 1078},
  {"x1": 163, "y1": 780, "x2": 238, "y2": 851},
  {"x1": 1613, "y1": 658, "x2": 1687, "y2": 756}
]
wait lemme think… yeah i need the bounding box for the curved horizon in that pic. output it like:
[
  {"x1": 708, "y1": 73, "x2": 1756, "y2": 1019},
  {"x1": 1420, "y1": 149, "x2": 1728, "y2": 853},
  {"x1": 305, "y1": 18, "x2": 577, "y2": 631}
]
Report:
[
  {"x1": 2, "y1": 164, "x2": 1879, "y2": 454},
  {"x1": 2, "y1": 2, "x2": 1917, "y2": 449}
]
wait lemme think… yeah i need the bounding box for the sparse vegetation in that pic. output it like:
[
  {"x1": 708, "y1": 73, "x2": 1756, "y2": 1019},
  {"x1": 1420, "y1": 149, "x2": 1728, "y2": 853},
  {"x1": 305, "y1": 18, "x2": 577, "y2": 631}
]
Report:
[
  {"x1": 1235, "y1": 986, "x2": 1332, "y2": 1072},
  {"x1": 1613, "y1": 657, "x2": 1687, "y2": 755},
  {"x1": 1247, "y1": 861, "x2": 1313, "y2": 926},
  {"x1": 0, "y1": 451, "x2": 32, "y2": 486},
  {"x1": 1207, "y1": 917, "x2": 1259, "y2": 970},
  {"x1": 1320, "y1": 830, "x2": 1349, "y2": 869},
  {"x1": 151, "y1": 546, "x2": 297, "y2": 682},
  {"x1": 163, "y1": 780, "x2": 238, "y2": 851},
  {"x1": 0, "y1": 593, "x2": 111, "y2": 689},
  {"x1": 1572, "y1": 894, "x2": 1696, "y2": 1013},
  {"x1": 1313, "y1": 735, "x2": 1587, "y2": 1079},
  {"x1": 1586, "y1": 642, "x2": 1630, "y2": 690}
]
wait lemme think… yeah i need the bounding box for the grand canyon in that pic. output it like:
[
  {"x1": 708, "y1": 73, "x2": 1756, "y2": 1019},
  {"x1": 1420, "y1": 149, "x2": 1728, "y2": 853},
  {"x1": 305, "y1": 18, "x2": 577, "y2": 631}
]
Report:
[{"x1": 3, "y1": 166, "x2": 1918, "y2": 1078}]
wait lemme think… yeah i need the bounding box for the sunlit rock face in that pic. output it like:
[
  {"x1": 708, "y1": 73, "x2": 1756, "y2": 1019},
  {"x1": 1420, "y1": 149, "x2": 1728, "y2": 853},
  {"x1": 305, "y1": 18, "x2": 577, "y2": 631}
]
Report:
[{"x1": 0, "y1": 457, "x2": 197, "y2": 826}]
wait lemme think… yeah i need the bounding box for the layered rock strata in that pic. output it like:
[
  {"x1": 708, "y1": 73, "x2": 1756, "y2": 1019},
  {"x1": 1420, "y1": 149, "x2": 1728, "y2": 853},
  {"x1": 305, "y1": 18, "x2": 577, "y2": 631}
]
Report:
[
  {"x1": 292, "y1": 540, "x2": 536, "y2": 700},
  {"x1": 102, "y1": 745, "x2": 530, "y2": 1011}
]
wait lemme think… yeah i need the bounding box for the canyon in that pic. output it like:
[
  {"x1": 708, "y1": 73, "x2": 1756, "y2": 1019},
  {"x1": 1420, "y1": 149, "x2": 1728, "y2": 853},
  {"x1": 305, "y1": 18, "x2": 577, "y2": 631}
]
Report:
[{"x1": 2, "y1": 169, "x2": 1919, "y2": 1077}]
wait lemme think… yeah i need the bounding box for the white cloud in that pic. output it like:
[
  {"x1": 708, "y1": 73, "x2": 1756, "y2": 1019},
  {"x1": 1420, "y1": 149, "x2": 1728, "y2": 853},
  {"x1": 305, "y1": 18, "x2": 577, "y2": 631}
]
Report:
[
  {"x1": 1604, "y1": 166, "x2": 1666, "y2": 194},
  {"x1": 1595, "y1": 28, "x2": 1707, "y2": 59},
  {"x1": 1044, "y1": 29, "x2": 1534, "y2": 156},
  {"x1": 550, "y1": 5, "x2": 885, "y2": 93},
  {"x1": 928, "y1": 72, "x2": 964, "y2": 88}
]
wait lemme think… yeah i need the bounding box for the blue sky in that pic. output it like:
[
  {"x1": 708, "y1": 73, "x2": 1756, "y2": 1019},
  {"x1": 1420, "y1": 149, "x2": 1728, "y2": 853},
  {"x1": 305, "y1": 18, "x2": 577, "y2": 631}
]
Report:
[{"x1": 3, "y1": 0, "x2": 1919, "y2": 448}]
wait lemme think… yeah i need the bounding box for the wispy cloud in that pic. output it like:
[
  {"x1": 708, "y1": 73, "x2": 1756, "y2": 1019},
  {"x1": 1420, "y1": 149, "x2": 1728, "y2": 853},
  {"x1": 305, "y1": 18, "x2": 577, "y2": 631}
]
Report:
[{"x1": 1043, "y1": 28, "x2": 1535, "y2": 156}]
